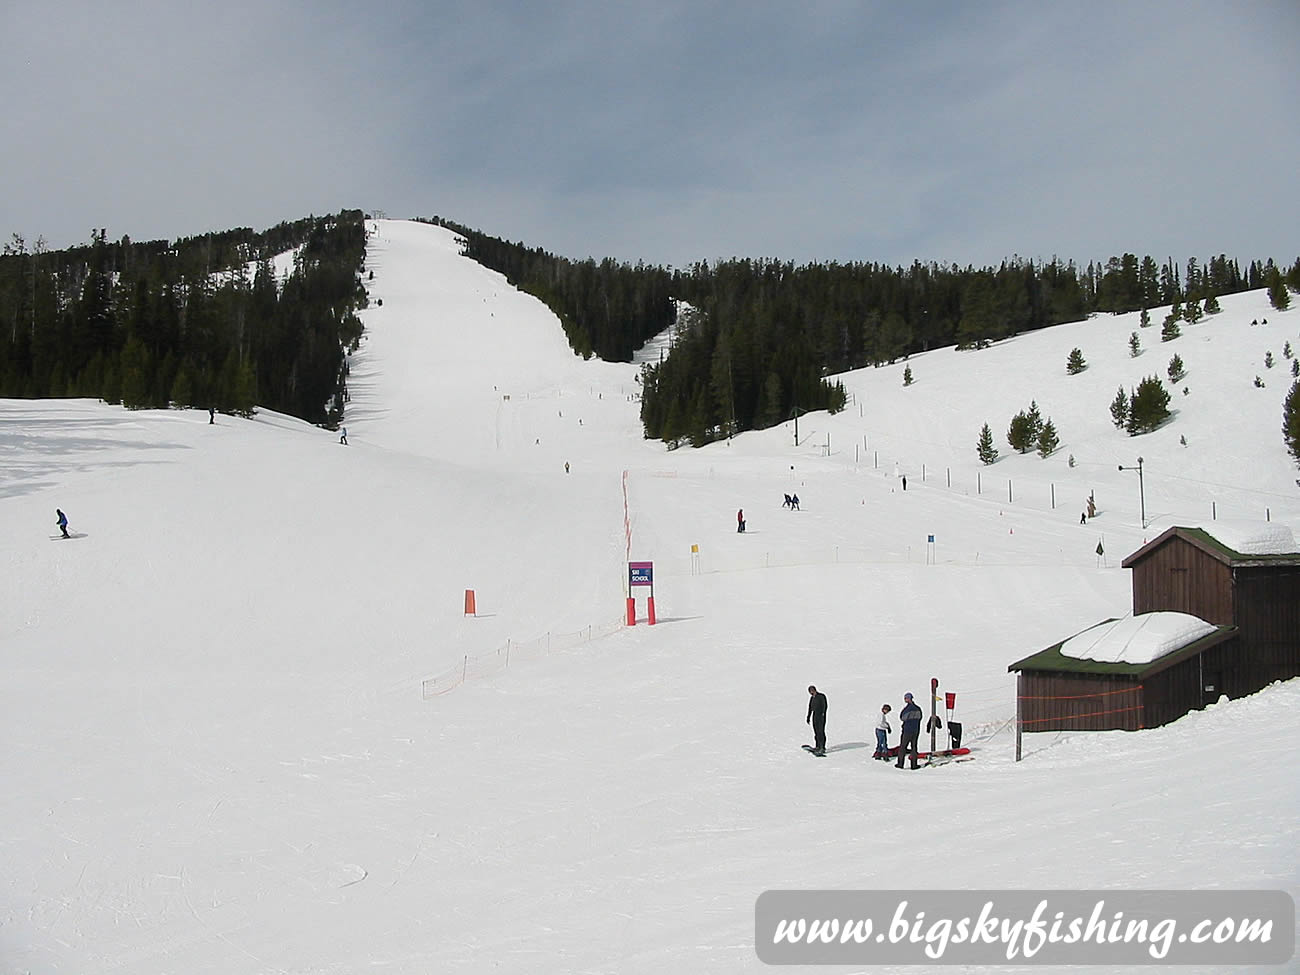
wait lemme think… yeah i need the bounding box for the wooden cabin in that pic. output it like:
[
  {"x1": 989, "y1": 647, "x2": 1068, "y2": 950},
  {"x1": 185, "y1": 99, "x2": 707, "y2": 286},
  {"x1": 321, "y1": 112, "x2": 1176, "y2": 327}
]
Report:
[{"x1": 1010, "y1": 525, "x2": 1300, "y2": 732}]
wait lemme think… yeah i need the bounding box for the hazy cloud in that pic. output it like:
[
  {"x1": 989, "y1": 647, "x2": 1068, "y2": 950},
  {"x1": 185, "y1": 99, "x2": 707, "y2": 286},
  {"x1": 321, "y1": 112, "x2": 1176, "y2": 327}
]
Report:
[{"x1": 2, "y1": 1, "x2": 1296, "y2": 268}]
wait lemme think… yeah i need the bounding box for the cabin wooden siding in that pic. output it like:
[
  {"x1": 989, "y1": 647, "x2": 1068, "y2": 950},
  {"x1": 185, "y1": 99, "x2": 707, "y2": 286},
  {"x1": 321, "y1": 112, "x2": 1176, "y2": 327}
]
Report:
[
  {"x1": 1231, "y1": 565, "x2": 1300, "y2": 692},
  {"x1": 1016, "y1": 671, "x2": 1144, "y2": 732},
  {"x1": 1130, "y1": 535, "x2": 1234, "y2": 623}
]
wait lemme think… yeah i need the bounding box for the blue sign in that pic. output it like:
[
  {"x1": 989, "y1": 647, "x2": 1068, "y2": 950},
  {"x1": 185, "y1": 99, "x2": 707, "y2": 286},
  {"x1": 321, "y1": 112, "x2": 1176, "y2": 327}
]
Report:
[
  {"x1": 927, "y1": 534, "x2": 935, "y2": 543},
  {"x1": 628, "y1": 561, "x2": 654, "y2": 586}
]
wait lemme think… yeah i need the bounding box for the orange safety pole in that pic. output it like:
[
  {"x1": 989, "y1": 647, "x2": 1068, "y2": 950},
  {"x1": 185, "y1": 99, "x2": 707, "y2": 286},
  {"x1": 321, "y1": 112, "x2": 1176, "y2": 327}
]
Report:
[
  {"x1": 626, "y1": 596, "x2": 636, "y2": 626},
  {"x1": 464, "y1": 589, "x2": 476, "y2": 616},
  {"x1": 647, "y1": 595, "x2": 656, "y2": 625}
]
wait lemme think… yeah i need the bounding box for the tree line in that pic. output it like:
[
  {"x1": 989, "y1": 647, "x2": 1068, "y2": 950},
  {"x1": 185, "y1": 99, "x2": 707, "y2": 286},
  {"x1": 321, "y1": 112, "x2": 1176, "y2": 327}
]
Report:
[
  {"x1": 419, "y1": 216, "x2": 1298, "y2": 448},
  {"x1": 0, "y1": 210, "x2": 368, "y2": 425}
]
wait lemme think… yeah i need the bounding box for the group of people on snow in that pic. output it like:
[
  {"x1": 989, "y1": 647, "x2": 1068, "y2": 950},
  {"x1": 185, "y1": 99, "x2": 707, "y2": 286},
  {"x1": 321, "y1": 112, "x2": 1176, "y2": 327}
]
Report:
[{"x1": 806, "y1": 685, "x2": 924, "y2": 767}]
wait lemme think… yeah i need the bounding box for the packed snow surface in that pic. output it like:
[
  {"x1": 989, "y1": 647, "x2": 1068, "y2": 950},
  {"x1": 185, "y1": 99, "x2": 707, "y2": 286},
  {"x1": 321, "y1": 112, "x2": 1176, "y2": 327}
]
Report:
[
  {"x1": 1, "y1": 220, "x2": 1297, "y2": 974},
  {"x1": 1059, "y1": 612, "x2": 1219, "y2": 665}
]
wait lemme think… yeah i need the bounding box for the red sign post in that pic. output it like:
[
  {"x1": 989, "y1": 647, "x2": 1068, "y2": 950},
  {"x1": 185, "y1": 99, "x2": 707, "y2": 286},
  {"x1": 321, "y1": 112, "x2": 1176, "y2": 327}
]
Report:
[{"x1": 627, "y1": 561, "x2": 655, "y2": 625}]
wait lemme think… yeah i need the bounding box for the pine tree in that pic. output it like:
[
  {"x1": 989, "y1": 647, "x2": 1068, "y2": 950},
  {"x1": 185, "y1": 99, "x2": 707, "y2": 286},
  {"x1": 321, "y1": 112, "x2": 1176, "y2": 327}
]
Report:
[
  {"x1": 1265, "y1": 351, "x2": 1275, "y2": 369},
  {"x1": 1183, "y1": 300, "x2": 1202, "y2": 324},
  {"x1": 976, "y1": 422, "x2": 998, "y2": 464},
  {"x1": 1284, "y1": 380, "x2": 1300, "y2": 464},
  {"x1": 1284, "y1": 341, "x2": 1293, "y2": 359},
  {"x1": 1036, "y1": 418, "x2": 1060, "y2": 458},
  {"x1": 1203, "y1": 294, "x2": 1221, "y2": 314},
  {"x1": 1127, "y1": 376, "x2": 1171, "y2": 435},
  {"x1": 1139, "y1": 307, "x2": 1151, "y2": 328},
  {"x1": 1268, "y1": 270, "x2": 1291, "y2": 311},
  {"x1": 1129, "y1": 332, "x2": 1141, "y2": 357},
  {"x1": 1026, "y1": 400, "x2": 1043, "y2": 441},
  {"x1": 1293, "y1": 358, "x2": 1299, "y2": 378},
  {"x1": 1167, "y1": 354, "x2": 1185, "y2": 382},
  {"x1": 1161, "y1": 315, "x2": 1181, "y2": 342},
  {"x1": 1110, "y1": 385, "x2": 1129, "y2": 429},
  {"x1": 1007, "y1": 410, "x2": 1036, "y2": 453},
  {"x1": 902, "y1": 364, "x2": 913, "y2": 386},
  {"x1": 1066, "y1": 347, "x2": 1086, "y2": 374}
]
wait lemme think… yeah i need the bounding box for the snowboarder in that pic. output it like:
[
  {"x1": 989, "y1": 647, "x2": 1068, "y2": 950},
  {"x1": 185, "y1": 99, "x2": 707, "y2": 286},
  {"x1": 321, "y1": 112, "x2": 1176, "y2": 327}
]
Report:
[
  {"x1": 806, "y1": 685, "x2": 828, "y2": 756},
  {"x1": 737, "y1": 509, "x2": 746, "y2": 533},
  {"x1": 896, "y1": 692, "x2": 922, "y2": 769},
  {"x1": 1080, "y1": 510, "x2": 1087, "y2": 525},
  {"x1": 339, "y1": 426, "x2": 348, "y2": 445},
  {"x1": 873, "y1": 704, "x2": 892, "y2": 759},
  {"x1": 55, "y1": 508, "x2": 69, "y2": 538}
]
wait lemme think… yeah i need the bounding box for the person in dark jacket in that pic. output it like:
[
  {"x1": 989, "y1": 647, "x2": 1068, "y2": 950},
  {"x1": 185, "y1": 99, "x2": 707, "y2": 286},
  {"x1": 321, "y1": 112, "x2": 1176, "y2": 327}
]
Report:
[
  {"x1": 806, "y1": 685, "x2": 828, "y2": 755},
  {"x1": 55, "y1": 508, "x2": 69, "y2": 538},
  {"x1": 737, "y1": 508, "x2": 746, "y2": 533},
  {"x1": 896, "y1": 692, "x2": 923, "y2": 769}
]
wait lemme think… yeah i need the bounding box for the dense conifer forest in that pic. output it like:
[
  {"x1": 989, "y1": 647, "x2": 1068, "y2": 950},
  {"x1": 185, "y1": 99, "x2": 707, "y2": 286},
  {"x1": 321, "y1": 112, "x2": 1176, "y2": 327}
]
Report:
[
  {"x1": 5, "y1": 208, "x2": 1296, "y2": 448},
  {"x1": 0, "y1": 210, "x2": 367, "y2": 425},
  {"x1": 425, "y1": 216, "x2": 1298, "y2": 448}
]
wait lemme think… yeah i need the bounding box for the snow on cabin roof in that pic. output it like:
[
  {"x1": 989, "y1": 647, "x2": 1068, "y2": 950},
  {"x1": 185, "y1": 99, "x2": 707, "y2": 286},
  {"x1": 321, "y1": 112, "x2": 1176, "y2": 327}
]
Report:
[
  {"x1": 1059, "y1": 612, "x2": 1218, "y2": 666},
  {"x1": 1185, "y1": 520, "x2": 1297, "y2": 556}
]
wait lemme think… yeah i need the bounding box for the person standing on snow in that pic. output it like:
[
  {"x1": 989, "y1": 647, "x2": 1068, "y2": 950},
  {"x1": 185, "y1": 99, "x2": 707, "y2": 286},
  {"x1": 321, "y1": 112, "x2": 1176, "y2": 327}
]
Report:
[
  {"x1": 55, "y1": 508, "x2": 69, "y2": 538},
  {"x1": 896, "y1": 692, "x2": 922, "y2": 769},
  {"x1": 873, "y1": 704, "x2": 892, "y2": 760},
  {"x1": 737, "y1": 509, "x2": 746, "y2": 533},
  {"x1": 806, "y1": 685, "x2": 828, "y2": 755},
  {"x1": 339, "y1": 426, "x2": 348, "y2": 445}
]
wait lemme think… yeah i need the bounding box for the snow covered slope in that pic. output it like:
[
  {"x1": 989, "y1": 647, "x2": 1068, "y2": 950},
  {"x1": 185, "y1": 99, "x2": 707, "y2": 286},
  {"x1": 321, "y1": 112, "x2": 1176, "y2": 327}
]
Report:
[{"x1": 1, "y1": 219, "x2": 1295, "y2": 974}]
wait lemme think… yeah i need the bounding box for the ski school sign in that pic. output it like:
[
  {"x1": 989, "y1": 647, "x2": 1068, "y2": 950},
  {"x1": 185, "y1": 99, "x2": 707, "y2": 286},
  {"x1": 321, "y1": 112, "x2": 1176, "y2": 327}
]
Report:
[{"x1": 626, "y1": 561, "x2": 656, "y2": 625}]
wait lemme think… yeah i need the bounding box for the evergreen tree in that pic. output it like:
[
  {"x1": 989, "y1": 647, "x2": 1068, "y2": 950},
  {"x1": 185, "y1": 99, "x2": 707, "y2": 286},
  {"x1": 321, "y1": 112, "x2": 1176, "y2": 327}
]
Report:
[
  {"x1": 1203, "y1": 294, "x2": 1221, "y2": 314},
  {"x1": 1139, "y1": 307, "x2": 1151, "y2": 328},
  {"x1": 976, "y1": 422, "x2": 999, "y2": 464},
  {"x1": 1161, "y1": 315, "x2": 1181, "y2": 342},
  {"x1": 1182, "y1": 299, "x2": 1202, "y2": 324},
  {"x1": 1167, "y1": 353, "x2": 1185, "y2": 383},
  {"x1": 1268, "y1": 270, "x2": 1291, "y2": 311},
  {"x1": 1066, "y1": 347, "x2": 1086, "y2": 374},
  {"x1": 1284, "y1": 341, "x2": 1293, "y2": 359},
  {"x1": 1129, "y1": 331, "x2": 1141, "y2": 357},
  {"x1": 902, "y1": 364, "x2": 913, "y2": 386},
  {"x1": 1007, "y1": 410, "x2": 1036, "y2": 453},
  {"x1": 1036, "y1": 418, "x2": 1060, "y2": 457},
  {"x1": 1026, "y1": 400, "x2": 1043, "y2": 440},
  {"x1": 1287, "y1": 380, "x2": 1300, "y2": 464},
  {"x1": 1265, "y1": 351, "x2": 1275, "y2": 369},
  {"x1": 1110, "y1": 385, "x2": 1129, "y2": 429},
  {"x1": 1126, "y1": 376, "x2": 1171, "y2": 435},
  {"x1": 1293, "y1": 358, "x2": 1299, "y2": 378}
]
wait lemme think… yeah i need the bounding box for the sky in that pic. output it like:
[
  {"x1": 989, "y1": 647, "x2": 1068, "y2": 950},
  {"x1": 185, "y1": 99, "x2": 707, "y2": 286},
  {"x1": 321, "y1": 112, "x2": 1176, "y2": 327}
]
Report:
[
  {"x1": 3, "y1": 2, "x2": 1299, "y2": 270},
  {"x1": 1, "y1": 219, "x2": 1296, "y2": 972}
]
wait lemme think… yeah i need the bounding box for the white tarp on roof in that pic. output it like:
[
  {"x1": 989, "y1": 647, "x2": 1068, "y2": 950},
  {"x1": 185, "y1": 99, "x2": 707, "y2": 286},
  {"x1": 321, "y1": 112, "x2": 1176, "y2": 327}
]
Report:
[
  {"x1": 1188, "y1": 520, "x2": 1298, "y2": 556},
  {"x1": 1060, "y1": 612, "x2": 1219, "y2": 665}
]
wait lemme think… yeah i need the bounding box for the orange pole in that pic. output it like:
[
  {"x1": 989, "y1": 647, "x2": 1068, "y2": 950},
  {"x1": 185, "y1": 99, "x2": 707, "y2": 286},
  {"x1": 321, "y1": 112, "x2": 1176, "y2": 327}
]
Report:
[
  {"x1": 626, "y1": 596, "x2": 636, "y2": 626},
  {"x1": 464, "y1": 589, "x2": 476, "y2": 616},
  {"x1": 647, "y1": 596, "x2": 656, "y2": 625}
]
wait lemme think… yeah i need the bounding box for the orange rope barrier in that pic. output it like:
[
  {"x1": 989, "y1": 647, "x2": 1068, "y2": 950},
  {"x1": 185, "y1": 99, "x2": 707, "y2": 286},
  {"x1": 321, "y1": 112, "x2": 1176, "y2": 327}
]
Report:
[
  {"x1": 1019, "y1": 704, "x2": 1144, "y2": 725},
  {"x1": 1017, "y1": 684, "x2": 1143, "y2": 701}
]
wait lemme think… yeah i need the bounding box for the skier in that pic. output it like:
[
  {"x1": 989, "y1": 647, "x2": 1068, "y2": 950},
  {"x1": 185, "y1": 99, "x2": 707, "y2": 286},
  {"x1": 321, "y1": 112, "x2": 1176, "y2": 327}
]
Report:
[
  {"x1": 873, "y1": 704, "x2": 892, "y2": 759},
  {"x1": 55, "y1": 508, "x2": 69, "y2": 538},
  {"x1": 896, "y1": 692, "x2": 922, "y2": 769},
  {"x1": 737, "y1": 509, "x2": 746, "y2": 533},
  {"x1": 790, "y1": 493, "x2": 800, "y2": 510},
  {"x1": 806, "y1": 685, "x2": 828, "y2": 755},
  {"x1": 339, "y1": 426, "x2": 348, "y2": 445}
]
